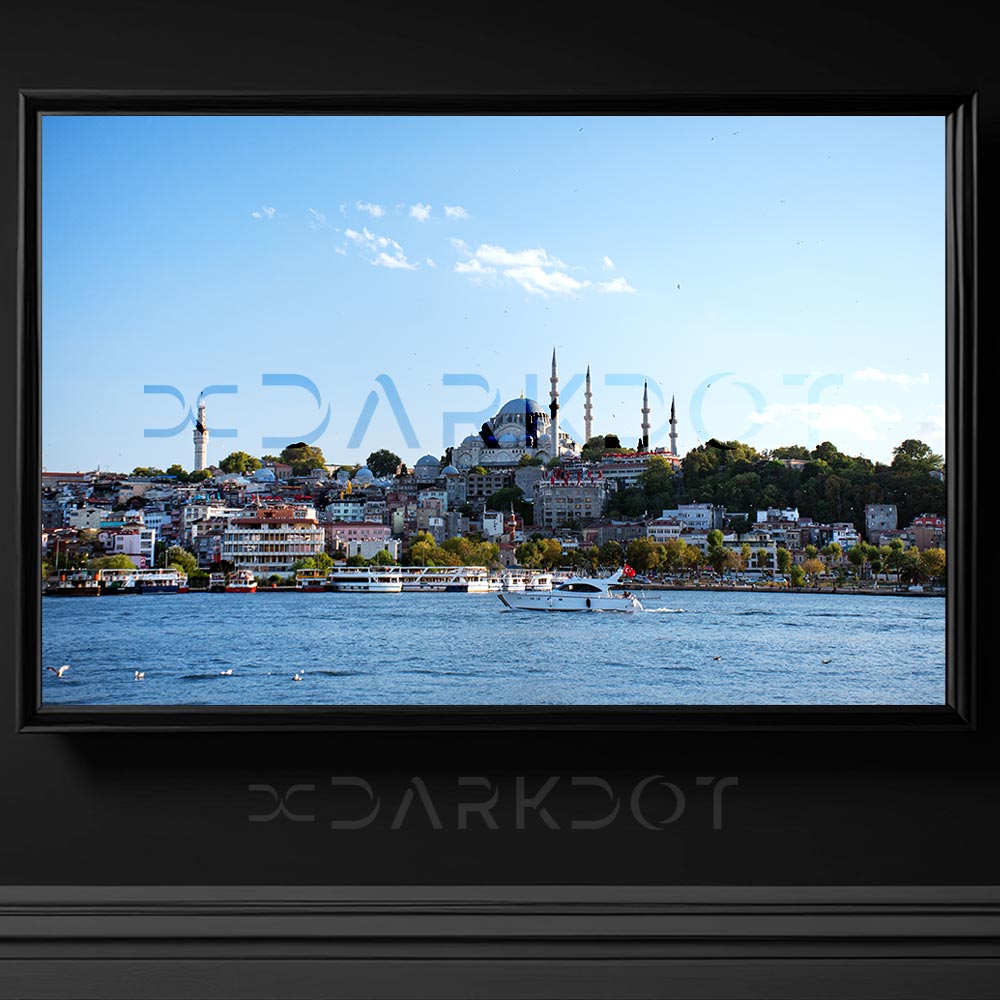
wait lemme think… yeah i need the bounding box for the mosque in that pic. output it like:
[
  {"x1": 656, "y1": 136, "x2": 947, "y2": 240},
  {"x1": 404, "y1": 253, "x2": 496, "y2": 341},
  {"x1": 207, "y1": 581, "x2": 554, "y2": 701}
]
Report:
[{"x1": 449, "y1": 349, "x2": 679, "y2": 469}]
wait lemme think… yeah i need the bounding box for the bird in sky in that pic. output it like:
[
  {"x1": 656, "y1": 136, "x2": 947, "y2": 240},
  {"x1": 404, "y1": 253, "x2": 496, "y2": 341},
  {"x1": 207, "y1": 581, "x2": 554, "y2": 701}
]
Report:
[{"x1": 46, "y1": 665, "x2": 71, "y2": 678}]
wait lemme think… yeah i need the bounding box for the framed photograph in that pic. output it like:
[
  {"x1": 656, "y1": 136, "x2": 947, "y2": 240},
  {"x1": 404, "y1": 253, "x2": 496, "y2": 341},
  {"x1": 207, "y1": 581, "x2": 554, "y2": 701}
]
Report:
[
  {"x1": 20, "y1": 93, "x2": 975, "y2": 731},
  {"x1": 3, "y1": 4, "x2": 993, "y2": 999}
]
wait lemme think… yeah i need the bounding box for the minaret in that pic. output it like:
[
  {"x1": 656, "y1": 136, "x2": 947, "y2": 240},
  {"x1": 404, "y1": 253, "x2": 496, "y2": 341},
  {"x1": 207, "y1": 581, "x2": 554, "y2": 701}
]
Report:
[
  {"x1": 641, "y1": 381, "x2": 650, "y2": 452},
  {"x1": 584, "y1": 365, "x2": 593, "y2": 444},
  {"x1": 548, "y1": 347, "x2": 560, "y2": 464},
  {"x1": 669, "y1": 395, "x2": 678, "y2": 455},
  {"x1": 193, "y1": 393, "x2": 209, "y2": 471}
]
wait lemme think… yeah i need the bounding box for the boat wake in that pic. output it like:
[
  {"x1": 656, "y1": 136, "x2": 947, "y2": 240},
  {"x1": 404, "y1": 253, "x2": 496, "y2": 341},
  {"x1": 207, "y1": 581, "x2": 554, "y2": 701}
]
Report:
[{"x1": 643, "y1": 607, "x2": 687, "y2": 613}]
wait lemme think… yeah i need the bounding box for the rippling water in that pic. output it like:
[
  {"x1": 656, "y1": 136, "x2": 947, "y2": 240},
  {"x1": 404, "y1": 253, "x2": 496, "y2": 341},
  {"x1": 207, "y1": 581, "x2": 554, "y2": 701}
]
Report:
[{"x1": 41, "y1": 590, "x2": 945, "y2": 706}]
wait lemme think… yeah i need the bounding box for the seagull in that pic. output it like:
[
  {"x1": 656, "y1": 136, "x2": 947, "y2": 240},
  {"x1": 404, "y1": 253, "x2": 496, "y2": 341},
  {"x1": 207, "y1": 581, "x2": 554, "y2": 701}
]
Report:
[
  {"x1": 220, "y1": 669, "x2": 233, "y2": 676},
  {"x1": 46, "y1": 665, "x2": 71, "y2": 678},
  {"x1": 293, "y1": 673, "x2": 302, "y2": 682},
  {"x1": 713, "y1": 655, "x2": 722, "y2": 661},
  {"x1": 821, "y1": 658, "x2": 832, "y2": 664},
  {"x1": 134, "y1": 671, "x2": 145, "y2": 680}
]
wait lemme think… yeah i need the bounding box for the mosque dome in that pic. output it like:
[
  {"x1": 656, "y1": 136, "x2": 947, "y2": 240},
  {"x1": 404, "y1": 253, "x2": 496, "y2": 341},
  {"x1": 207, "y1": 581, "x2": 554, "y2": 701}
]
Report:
[
  {"x1": 498, "y1": 398, "x2": 546, "y2": 417},
  {"x1": 441, "y1": 464, "x2": 460, "y2": 476},
  {"x1": 415, "y1": 454, "x2": 441, "y2": 467},
  {"x1": 353, "y1": 466, "x2": 374, "y2": 483},
  {"x1": 498, "y1": 432, "x2": 518, "y2": 446},
  {"x1": 252, "y1": 467, "x2": 276, "y2": 482}
]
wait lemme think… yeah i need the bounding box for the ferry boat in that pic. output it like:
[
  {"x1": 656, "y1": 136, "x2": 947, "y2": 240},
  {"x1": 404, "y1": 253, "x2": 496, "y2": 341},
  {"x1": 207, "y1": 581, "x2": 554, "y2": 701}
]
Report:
[
  {"x1": 93, "y1": 568, "x2": 138, "y2": 595},
  {"x1": 295, "y1": 568, "x2": 328, "y2": 591},
  {"x1": 225, "y1": 569, "x2": 258, "y2": 593},
  {"x1": 326, "y1": 567, "x2": 403, "y2": 593},
  {"x1": 497, "y1": 569, "x2": 643, "y2": 612},
  {"x1": 396, "y1": 566, "x2": 490, "y2": 593},
  {"x1": 131, "y1": 568, "x2": 188, "y2": 594},
  {"x1": 44, "y1": 571, "x2": 101, "y2": 597},
  {"x1": 208, "y1": 571, "x2": 227, "y2": 593}
]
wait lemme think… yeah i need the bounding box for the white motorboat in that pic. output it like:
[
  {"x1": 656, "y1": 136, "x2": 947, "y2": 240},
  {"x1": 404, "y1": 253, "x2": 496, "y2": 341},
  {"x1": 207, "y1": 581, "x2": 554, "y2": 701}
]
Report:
[{"x1": 497, "y1": 569, "x2": 643, "y2": 612}]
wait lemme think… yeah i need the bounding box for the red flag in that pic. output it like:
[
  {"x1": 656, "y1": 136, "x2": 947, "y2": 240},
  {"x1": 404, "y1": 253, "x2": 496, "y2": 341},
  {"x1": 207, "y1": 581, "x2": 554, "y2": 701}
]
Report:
[{"x1": 623, "y1": 563, "x2": 636, "y2": 578}]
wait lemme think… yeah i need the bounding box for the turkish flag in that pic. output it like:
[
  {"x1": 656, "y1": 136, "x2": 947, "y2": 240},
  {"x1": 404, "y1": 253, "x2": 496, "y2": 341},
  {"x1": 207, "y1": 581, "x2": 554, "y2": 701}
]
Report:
[{"x1": 623, "y1": 563, "x2": 636, "y2": 578}]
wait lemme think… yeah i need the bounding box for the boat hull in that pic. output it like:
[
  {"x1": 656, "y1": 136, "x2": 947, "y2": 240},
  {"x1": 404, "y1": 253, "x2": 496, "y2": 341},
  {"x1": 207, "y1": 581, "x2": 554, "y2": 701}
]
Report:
[{"x1": 498, "y1": 592, "x2": 642, "y2": 612}]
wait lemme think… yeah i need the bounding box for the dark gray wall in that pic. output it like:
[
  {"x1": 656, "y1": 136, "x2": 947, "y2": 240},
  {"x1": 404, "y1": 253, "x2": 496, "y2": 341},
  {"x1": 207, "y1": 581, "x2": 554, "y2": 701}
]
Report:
[{"x1": 0, "y1": 0, "x2": 993, "y2": 887}]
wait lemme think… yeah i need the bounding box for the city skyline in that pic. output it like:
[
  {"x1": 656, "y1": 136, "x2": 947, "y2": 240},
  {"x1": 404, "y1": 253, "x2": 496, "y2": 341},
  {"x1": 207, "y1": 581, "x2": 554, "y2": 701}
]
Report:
[{"x1": 41, "y1": 114, "x2": 945, "y2": 472}]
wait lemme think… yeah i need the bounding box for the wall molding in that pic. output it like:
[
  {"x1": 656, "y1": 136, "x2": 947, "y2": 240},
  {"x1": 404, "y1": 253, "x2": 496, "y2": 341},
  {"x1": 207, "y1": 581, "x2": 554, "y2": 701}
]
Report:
[{"x1": 2, "y1": 885, "x2": 999, "y2": 997}]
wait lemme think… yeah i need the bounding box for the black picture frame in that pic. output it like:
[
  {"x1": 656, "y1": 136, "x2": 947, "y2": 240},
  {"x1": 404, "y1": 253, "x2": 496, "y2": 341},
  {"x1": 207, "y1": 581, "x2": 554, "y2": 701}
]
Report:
[
  {"x1": 2, "y1": 3, "x2": 995, "y2": 998},
  {"x1": 19, "y1": 92, "x2": 975, "y2": 733}
]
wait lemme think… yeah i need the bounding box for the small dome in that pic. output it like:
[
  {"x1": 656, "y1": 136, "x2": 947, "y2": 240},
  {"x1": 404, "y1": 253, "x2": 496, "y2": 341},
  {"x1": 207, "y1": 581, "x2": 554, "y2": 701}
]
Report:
[
  {"x1": 252, "y1": 467, "x2": 276, "y2": 482},
  {"x1": 353, "y1": 466, "x2": 374, "y2": 482},
  {"x1": 442, "y1": 464, "x2": 460, "y2": 476},
  {"x1": 498, "y1": 432, "x2": 517, "y2": 446},
  {"x1": 498, "y1": 397, "x2": 546, "y2": 417},
  {"x1": 415, "y1": 454, "x2": 441, "y2": 467}
]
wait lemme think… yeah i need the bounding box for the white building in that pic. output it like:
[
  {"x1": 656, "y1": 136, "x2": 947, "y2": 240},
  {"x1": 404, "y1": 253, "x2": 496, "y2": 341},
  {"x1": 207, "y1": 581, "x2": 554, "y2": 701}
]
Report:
[
  {"x1": 481, "y1": 511, "x2": 505, "y2": 538},
  {"x1": 757, "y1": 507, "x2": 800, "y2": 523},
  {"x1": 99, "y1": 526, "x2": 157, "y2": 568},
  {"x1": 222, "y1": 506, "x2": 325, "y2": 576},
  {"x1": 344, "y1": 539, "x2": 402, "y2": 561},
  {"x1": 325, "y1": 498, "x2": 367, "y2": 522},
  {"x1": 646, "y1": 518, "x2": 684, "y2": 543},
  {"x1": 660, "y1": 504, "x2": 725, "y2": 532},
  {"x1": 65, "y1": 506, "x2": 113, "y2": 530}
]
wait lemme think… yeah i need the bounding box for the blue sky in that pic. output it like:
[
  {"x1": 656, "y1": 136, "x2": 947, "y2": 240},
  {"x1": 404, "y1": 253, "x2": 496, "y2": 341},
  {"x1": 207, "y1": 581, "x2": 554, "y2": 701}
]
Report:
[{"x1": 41, "y1": 114, "x2": 945, "y2": 472}]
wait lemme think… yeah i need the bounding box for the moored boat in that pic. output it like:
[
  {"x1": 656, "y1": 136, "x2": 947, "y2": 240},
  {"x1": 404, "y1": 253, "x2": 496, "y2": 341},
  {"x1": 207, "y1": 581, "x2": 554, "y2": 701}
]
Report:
[
  {"x1": 44, "y1": 571, "x2": 101, "y2": 597},
  {"x1": 326, "y1": 567, "x2": 402, "y2": 592},
  {"x1": 225, "y1": 569, "x2": 258, "y2": 593},
  {"x1": 295, "y1": 568, "x2": 328, "y2": 591}
]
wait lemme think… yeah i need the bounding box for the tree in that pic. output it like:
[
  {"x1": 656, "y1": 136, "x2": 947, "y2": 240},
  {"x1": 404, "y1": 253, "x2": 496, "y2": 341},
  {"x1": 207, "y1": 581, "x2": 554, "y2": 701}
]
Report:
[
  {"x1": 919, "y1": 547, "x2": 946, "y2": 583},
  {"x1": 219, "y1": 451, "x2": 262, "y2": 475},
  {"x1": 756, "y1": 548, "x2": 770, "y2": 572},
  {"x1": 604, "y1": 434, "x2": 622, "y2": 450},
  {"x1": 367, "y1": 449, "x2": 402, "y2": 478},
  {"x1": 471, "y1": 466, "x2": 488, "y2": 476},
  {"x1": 371, "y1": 548, "x2": 396, "y2": 565},
  {"x1": 164, "y1": 546, "x2": 198, "y2": 576},
  {"x1": 131, "y1": 466, "x2": 164, "y2": 478},
  {"x1": 188, "y1": 469, "x2": 212, "y2": 482},
  {"x1": 280, "y1": 442, "x2": 327, "y2": 476},
  {"x1": 821, "y1": 541, "x2": 843, "y2": 563},
  {"x1": 891, "y1": 439, "x2": 944, "y2": 473},
  {"x1": 598, "y1": 540, "x2": 624, "y2": 569},
  {"x1": 776, "y1": 547, "x2": 792, "y2": 575},
  {"x1": 88, "y1": 554, "x2": 138, "y2": 570},
  {"x1": 789, "y1": 564, "x2": 806, "y2": 588},
  {"x1": 166, "y1": 464, "x2": 190, "y2": 482},
  {"x1": 802, "y1": 557, "x2": 825, "y2": 582},
  {"x1": 625, "y1": 538, "x2": 661, "y2": 573}
]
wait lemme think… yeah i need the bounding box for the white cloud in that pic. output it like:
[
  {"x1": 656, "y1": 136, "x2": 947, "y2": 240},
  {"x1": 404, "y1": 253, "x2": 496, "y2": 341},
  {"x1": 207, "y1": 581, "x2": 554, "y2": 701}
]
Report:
[
  {"x1": 373, "y1": 252, "x2": 416, "y2": 270},
  {"x1": 475, "y1": 244, "x2": 562, "y2": 268},
  {"x1": 335, "y1": 246, "x2": 347, "y2": 255},
  {"x1": 308, "y1": 207, "x2": 328, "y2": 230},
  {"x1": 749, "y1": 403, "x2": 902, "y2": 442},
  {"x1": 596, "y1": 276, "x2": 636, "y2": 293},
  {"x1": 409, "y1": 202, "x2": 432, "y2": 222},
  {"x1": 356, "y1": 201, "x2": 385, "y2": 218},
  {"x1": 444, "y1": 204, "x2": 470, "y2": 220},
  {"x1": 425, "y1": 257, "x2": 437, "y2": 268},
  {"x1": 450, "y1": 236, "x2": 470, "y2": 253},
  {"x1": 917, "y1": 406, "x2": 946, "y2": 443},
  {"x1": 251, "y1": 206, "x2": 276, "y2": 221},
  {"x1": 454, "y1": 259, "x2": 495, "y2": 275},
  {"x1": 503, "y1": 266, "x2": 590, "y2": 296},
  {"x1": 344, "y1": 226, "x2": 416, "y2": 269},
  {"x1": 851, "y1": 368, "x2": 931, "y2": 390},
  {"x1": 601, "y1": 255, "x2": 615, "y2": 270}
]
